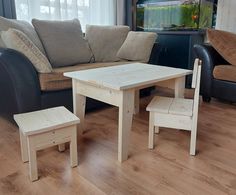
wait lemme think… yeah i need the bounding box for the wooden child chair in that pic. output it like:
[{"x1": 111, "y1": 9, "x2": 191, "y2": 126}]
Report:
[{"x1": 146, "y1": 58, "x2": 202, "y2": 155}]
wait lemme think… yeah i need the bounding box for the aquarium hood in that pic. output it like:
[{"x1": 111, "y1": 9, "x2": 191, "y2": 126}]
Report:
[{"x1": 138, "y1": 1, "x2": 197, "y2": 7}]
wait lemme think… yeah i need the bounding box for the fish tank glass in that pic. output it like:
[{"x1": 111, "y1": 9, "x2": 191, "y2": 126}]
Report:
[{"x1": 136, "y1": 0, "x2": 214, "y2": 31}]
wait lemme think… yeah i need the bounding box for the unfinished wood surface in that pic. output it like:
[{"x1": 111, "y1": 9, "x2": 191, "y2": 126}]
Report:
[
  {"x1": 64, "y1": 63, "x2": 191, "y2": 90},
  {"x1": 174, "y1": 76, "x2": 186, "y2": 98},
  {"x1": 14, "y1": 107, "x2": 80, "y2": 182},
  {"x1": 190, "y1": 62, "x2": 202, "y2": 155},
  {"x1": 58, "y1": 144, "x2": 66, "y2": 152},
  {"x1": 0, "y1": 94, "x2": 236, "y2": 194},
  {"x1": 118, "y1": 90, "x2": 135, "y2": 162},
  {"x1": 74, "y1": 80, "x2": 122, "y2": 107},
  {"x1": 19, "y1": 130, "x2": 28, "y2": 163},
  {"x1": 73, "y1": 80, "x2": 86, "y2": 134},
  {"x1": 147, "y1": 96, "x2": 173, "y2": 113},
  {"x1": 148, "y1": 112, "x2": 155, "y2": 149},
  {"x1": 155, "y1": 76, "x2": 186, "y2": 98},
  {"x1": 24, "y1": 125, "x2": 78, "y2": 182},
  {"x1": 169, "y1": 98, "x2": 193, "y2": 116},
  {"x1": 134, "y1": 90, "x2": 140, "y2": 114},
  {"x1": 67, "y1": 63, "x2": 190, "y2": 162},
  {"x1": 147, "y1": 60, "x2": 202, "y2": 155},
  {"x1": 14, "y1": 107, "x2": 80, "y2": 136},
  {"x1": 147, "y1": 95, "x2": 193, "y2": 117},
  {"x1": 27, "y1": 137, "x2": 38, "y2": 181},
  {"x1": 70, "y1": 126, "x2": 78, "y2": 168}
]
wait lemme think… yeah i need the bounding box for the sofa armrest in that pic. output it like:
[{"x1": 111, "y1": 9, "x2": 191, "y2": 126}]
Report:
[
  {"x1": 193, "y1": 44, "x2": 229, "y2": 99},
  {"x1": 0, "y1": 48, "x2": 41, "y2": 119}
]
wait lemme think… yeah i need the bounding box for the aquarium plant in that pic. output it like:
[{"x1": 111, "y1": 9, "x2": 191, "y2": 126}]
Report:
[{"x1": 136, "y1": 0, "x2": 214, "y2": 31}]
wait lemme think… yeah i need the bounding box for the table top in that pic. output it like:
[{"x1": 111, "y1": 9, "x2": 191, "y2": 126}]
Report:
[
  {"x1": 14, "y1": 107, "x2": 80, "y2": 136},
  {"x1": 64, "y1": 63, "x2": 192, "y2": 90}
]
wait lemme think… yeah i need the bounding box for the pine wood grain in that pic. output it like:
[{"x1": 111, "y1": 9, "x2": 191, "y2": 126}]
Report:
[
  {"x1": 14, "y1": 106, "x2": 80, "y2": 136},
  {"x1": 0, "y1": 93, "x2": 236, "y2": 194},
  {"x1": 66, "y1": 63, "x2": 191, "y2": 162},
  {"x1": 64, "y1": 63, "x2": 191, "y2": 90}
]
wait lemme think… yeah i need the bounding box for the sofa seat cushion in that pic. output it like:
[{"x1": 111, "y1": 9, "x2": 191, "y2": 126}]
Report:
[
  {"x1": 39, "y1": 61, "x2": 133, "y2": 91},
  {"x1": 213, "y1": 65, "x2": 236, "y2": 83}
]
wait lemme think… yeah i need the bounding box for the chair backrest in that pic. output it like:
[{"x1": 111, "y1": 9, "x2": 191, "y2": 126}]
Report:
[
  {"x1": 192, "y1": 58, "x2": 202, "y2": 118},
  {"x1": 191, "y1": 58, "x2": 201, "y2": 89}
]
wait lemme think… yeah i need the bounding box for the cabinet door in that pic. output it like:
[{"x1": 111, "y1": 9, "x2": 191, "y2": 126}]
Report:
[{"x1": 157, "y1": 34, "x2": 190, "y2": 69}]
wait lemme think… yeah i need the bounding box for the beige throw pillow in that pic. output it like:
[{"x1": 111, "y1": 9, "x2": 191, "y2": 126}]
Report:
[
  {"x1": 32, "y1": 19, "x2": 93, "y2": 67},
  {"x1": 1, "y1": 28, "x2": 52, "y2": 73},
  {"x1": 117, "y1": 31, "x2": 157, "y2": 63},
  {"x1": 85, "y1": 25, "x2": 130, "y2": 62},
  {"x1": 0, "y1": 16, "x2": 45, "y2": 54},
  {"x1": 207, "y1": 29, "x2": 236, "y2": 65}
]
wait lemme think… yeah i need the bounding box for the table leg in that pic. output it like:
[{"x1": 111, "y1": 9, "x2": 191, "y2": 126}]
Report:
[
  {"x1": 134, "y1": 90, "x2": 140, "y2": 114},
  {"x1": 118, "y1": 90, "x2": 135, "y2": 162},
  {"x1": 175, "y1": 76, "x2": 186, "y2": 98},
  {"x1": 73, "y1": 80, "x2": 86, "y2": 135}
]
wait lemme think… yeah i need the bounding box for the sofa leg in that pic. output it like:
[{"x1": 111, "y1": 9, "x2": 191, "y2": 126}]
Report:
[{"x1": 202, "y1": 96, "x2": 211, "y2": 103}]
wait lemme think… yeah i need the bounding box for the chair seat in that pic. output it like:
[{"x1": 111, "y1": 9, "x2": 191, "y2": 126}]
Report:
[{"x1": 146, "y1": 96, "x2": 193, "y2": 116}]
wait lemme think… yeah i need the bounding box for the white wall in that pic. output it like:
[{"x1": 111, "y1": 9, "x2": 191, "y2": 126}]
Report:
[{"x1": 216, "y1": 0, "x2": 236, "y2": 33}]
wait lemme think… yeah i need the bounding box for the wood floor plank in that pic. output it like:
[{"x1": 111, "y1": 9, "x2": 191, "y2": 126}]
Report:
[{"x1": 0, "y1": 93, "x2": 236, "y2": 195}]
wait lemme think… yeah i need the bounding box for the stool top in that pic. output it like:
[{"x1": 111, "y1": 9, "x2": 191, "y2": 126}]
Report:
[{"x1": 14, "y1": 107, "x2": 80, "y2": 136}]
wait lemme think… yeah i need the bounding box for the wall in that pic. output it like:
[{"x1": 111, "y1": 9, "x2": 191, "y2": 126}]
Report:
[{"x1": 216, "y1": 0, "x2": 236, "y2": 33}]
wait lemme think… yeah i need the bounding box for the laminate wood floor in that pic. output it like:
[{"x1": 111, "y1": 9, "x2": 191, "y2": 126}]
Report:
[{"x1": 0, "y1": 93, "x2": 236, "y2": 195}]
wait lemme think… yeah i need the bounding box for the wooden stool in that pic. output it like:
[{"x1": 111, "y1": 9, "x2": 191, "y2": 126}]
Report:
[{"x1": 14, "y1": 106, "x2": 80, "y2": 181}]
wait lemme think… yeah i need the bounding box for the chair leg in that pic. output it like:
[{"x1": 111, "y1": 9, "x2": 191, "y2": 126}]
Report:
[
  {"x1": 58, "y1": 144, "x2": 66, "y2": 152},
  {"x1": 190, "y1": 125, "x2": 197, "y2": 155},
  {"x1": 148, "y1": 112, "x2": 155, "y2": 149},
  {"x1": 154, "y1": 126, "x2": 159, "y2": 134}
]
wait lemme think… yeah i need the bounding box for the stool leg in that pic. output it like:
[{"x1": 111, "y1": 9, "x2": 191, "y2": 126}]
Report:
[
  {"x1": 20, "y1": 130, "x2": 28, "y2": 162},
  {"x1": 70, "y1": 128, "x2": 78, "y2": 167},
  {"x1": 27, "y1": 137, "x2": 38, "y2": 181},
  {"x1": 58, "y1": 144, "x2": 66, "y2": 152}
]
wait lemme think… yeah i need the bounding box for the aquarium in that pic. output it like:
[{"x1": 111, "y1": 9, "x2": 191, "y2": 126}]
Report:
[{"x1": 136, "y1": 0, "x2": 214, "y2": 31}]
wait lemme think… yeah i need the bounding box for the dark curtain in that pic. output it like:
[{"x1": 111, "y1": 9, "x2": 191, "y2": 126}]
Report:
[
  {"x1": 116, "y1": 0, "x2": 134, "y2": 28},
  {"x1": 125, "y1": 0, "x2": 134, "y2": 29},
  {"x1": 0, "y1": 0, "x2": 16, "y2": 19}
]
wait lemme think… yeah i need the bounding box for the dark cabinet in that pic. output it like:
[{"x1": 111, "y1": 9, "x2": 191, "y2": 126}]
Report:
[{"x1": 150, "y1": 31, "x2": 205, "y2": 87}]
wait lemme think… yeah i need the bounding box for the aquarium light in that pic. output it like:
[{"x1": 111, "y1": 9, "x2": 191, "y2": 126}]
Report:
[{"x1": 138, "y1": 1, "x2": 182, "y2": 7}]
